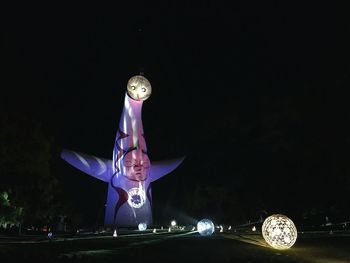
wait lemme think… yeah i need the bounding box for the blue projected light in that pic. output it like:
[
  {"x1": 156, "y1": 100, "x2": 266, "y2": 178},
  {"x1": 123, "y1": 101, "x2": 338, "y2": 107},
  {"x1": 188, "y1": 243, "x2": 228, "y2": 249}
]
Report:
[
  {"x1": 197, "y1": 219, "x2": 215, "y2": 236},
  {"x1": 138, "y1": 222, "x2": 147, "y2": 231}
]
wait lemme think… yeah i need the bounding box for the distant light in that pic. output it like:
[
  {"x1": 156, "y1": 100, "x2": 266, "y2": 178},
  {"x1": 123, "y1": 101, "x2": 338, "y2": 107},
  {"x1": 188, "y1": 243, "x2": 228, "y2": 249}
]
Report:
[
  {"x1": 168, "y1": 227, "x2": 171, "y2": 232},
  {"x1": 171, "y1": 220, "x2": 177, "y2": 227},
  {"x1": 47, "y1": 232, "x2": 53, "y2": 238},
  {"x1": 228, "y1": 226, "x2": 232, "y2": 230},
  {"x1": 153, "y1": 228, "x2": 156, "y2": 233},
  {"x1": 197, "y1": 219, "x2": 215, "y2": 236},
  {"x1": 262, "y1": 214, "x2": 297, "y2": 250},
  {"x1": 138, "y1": 222, "x2": 147, "y2": 231},
  {"x1": 252, "y1": 226, "x2": 256, "y2": 232},
  {"x1": 220, "y1": 225, "x2": 223, "y2": 233},
  {"x1": 191, "y1": 226, "x2": 196, "y2": 231},
  {"x1": 113, "y1": 229, "x2": 117, "y2": 237}
]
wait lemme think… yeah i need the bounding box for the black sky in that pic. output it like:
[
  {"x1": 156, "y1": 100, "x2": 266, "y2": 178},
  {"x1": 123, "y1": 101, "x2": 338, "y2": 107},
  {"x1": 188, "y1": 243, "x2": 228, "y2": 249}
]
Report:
[{"x1": 2, "y1": 2, "x2": 350, "y2": 225}]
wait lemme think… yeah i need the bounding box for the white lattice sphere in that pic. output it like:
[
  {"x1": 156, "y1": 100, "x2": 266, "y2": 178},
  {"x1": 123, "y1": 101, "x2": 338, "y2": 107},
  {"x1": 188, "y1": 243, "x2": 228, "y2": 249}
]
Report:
[
  {"x1": 138, "y1": 222, "x2": 147, "y2": 231},
  {"x1": 197, "y1": 219, "x2": 215, "y2": 236},
  {"x1": 262, "y1": 214, "x2": 297, "y2": 250}
]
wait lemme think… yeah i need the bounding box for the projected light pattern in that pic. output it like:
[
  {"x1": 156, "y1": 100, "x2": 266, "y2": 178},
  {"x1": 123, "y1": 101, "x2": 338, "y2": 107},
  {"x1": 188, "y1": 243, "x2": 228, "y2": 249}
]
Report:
[
  {"x1": 262, "y1": 214, "x2": 297, "y2": 250},
  {"x1": 138, "y1": 222, "x2": 147, "y2": 231},
  {"x1": 197, "y1": 219, "x2": 215, "y2": 236},
  {"x1": 127, "y1": 188, "x2": 146, "y2": 208},
  {"x1": 61, "y1": 75, "x2": 185, "y2": 227}
]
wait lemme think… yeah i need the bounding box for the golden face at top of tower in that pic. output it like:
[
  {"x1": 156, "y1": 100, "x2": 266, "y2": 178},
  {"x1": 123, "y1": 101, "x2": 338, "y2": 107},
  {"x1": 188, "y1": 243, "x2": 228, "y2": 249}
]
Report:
[{"x1": 127, "y1": 75, "x2": 152, "y2": 101}]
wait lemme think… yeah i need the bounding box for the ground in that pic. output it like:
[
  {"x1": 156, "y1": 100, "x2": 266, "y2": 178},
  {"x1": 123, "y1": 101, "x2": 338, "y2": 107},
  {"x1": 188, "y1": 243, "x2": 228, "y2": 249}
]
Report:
[{"x1": 1, "y1": 230, "x2": 350, "y2": 262}]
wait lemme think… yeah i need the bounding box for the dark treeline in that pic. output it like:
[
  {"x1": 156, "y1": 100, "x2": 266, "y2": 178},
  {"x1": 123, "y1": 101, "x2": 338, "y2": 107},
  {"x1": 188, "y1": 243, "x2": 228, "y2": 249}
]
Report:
[
  {"x1": 0, "y1": 110, "x2": 81, "y2": 232},
  {"x1": 153, "y1": 80, "x2": 350, "y2": 227}
]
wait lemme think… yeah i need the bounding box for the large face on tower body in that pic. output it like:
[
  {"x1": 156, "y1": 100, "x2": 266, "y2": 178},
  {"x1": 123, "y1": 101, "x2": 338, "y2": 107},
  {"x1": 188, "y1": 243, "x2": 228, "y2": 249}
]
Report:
[
  {"x1": 122, "y1": 149, "x2": 151, "y2": 181},
  {"x1": 127, "y1": 75, "x2": 152, "y2": 101}
]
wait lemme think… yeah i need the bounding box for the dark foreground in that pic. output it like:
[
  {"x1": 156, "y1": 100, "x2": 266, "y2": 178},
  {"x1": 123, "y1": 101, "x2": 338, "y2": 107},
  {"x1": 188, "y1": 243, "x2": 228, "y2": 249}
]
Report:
[{"x1": 1, "y1": 230, "x2": 350, "y2": 263}]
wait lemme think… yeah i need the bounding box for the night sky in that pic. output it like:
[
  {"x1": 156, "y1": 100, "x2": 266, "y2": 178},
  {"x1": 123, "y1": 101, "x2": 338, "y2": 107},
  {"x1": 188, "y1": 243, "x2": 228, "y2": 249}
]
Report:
[{"x1": 2, "y1": 2, "x2": 350, "y2": 226}]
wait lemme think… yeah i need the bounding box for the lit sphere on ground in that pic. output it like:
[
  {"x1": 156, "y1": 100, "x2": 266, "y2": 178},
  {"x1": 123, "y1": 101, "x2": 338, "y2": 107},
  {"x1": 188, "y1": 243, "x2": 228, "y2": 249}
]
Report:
[
  {"x1": 138, "y1": 222, "x2": 147, "y2": 231},
  {"x1": 197, "y1": 219, "x2": 215, "y2": 236},
  {"x1": 262, "y1": 214, "x2": 297, "y2": 250}
]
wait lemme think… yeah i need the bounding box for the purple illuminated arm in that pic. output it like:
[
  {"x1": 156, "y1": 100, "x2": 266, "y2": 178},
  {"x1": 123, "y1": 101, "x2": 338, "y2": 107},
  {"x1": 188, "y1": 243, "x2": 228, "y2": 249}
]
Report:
[
  {"x1": 61, "y1": 149, "x2": 112, "y2": 183},
  {"x1": 149, "y1": 157, "x2": 185, "y2": 182}
]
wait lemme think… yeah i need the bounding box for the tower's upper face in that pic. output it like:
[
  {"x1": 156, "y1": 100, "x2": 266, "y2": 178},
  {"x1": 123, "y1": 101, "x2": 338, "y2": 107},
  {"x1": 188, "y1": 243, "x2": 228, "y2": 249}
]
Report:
[{"x1": 127, "y1": 75, "x2": 152, "y2": 101}]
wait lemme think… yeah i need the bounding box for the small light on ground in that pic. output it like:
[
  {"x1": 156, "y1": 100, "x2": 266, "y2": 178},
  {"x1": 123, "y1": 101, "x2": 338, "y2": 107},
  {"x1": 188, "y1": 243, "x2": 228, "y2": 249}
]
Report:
[
  {"x1": 138, "y1": 223, "x2": 147, "y2": 231},
  {"x1": 197, "y1": 219, "x2": 215, "y2": 236}
]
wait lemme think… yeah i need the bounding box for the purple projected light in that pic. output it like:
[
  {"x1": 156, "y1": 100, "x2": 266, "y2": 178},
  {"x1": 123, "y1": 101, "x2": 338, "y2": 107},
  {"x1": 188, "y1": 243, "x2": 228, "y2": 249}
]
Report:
[{"x1": 61, "y1": 75, "x2": 184, "y2": 227}]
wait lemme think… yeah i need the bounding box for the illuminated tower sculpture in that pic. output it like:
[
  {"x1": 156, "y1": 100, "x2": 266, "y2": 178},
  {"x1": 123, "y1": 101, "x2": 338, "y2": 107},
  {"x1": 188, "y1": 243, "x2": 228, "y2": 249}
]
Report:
[{"x1": 61, "y1": 75, "x2": 184, "y2": 227}]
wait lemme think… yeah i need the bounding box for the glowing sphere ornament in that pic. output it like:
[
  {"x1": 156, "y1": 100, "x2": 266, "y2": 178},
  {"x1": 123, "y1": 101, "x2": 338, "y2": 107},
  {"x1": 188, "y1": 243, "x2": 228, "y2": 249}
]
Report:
[
  {"x1": 197, "y1": 219, "x2": 215, "y2": 236},
  {"x1": 138, "y1": 222, "x2": 147, "y2": 231},
  {"x1": 262, "y1": 214, "x2": 297, "y2": 250}
]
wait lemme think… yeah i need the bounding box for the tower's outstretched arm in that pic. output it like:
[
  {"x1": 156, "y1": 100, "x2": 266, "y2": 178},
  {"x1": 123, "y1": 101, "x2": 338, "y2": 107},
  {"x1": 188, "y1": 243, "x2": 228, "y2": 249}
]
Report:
[
  {"x1": 149, "y1": 157, "x2": 185, "y2": 182},
  {"x1": 61, "y1": 149, "x2": 112, "y2": 183}
]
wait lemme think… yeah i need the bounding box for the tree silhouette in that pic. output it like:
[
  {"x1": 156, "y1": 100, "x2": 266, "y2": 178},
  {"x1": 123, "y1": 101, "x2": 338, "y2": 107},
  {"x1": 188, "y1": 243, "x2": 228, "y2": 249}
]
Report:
[
  {"x1": 0, "y1": 111, "x2": 58, "y2": 227},
  {"x1": 0, "y1": 191, "x2": 23, "y2": 229}
]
